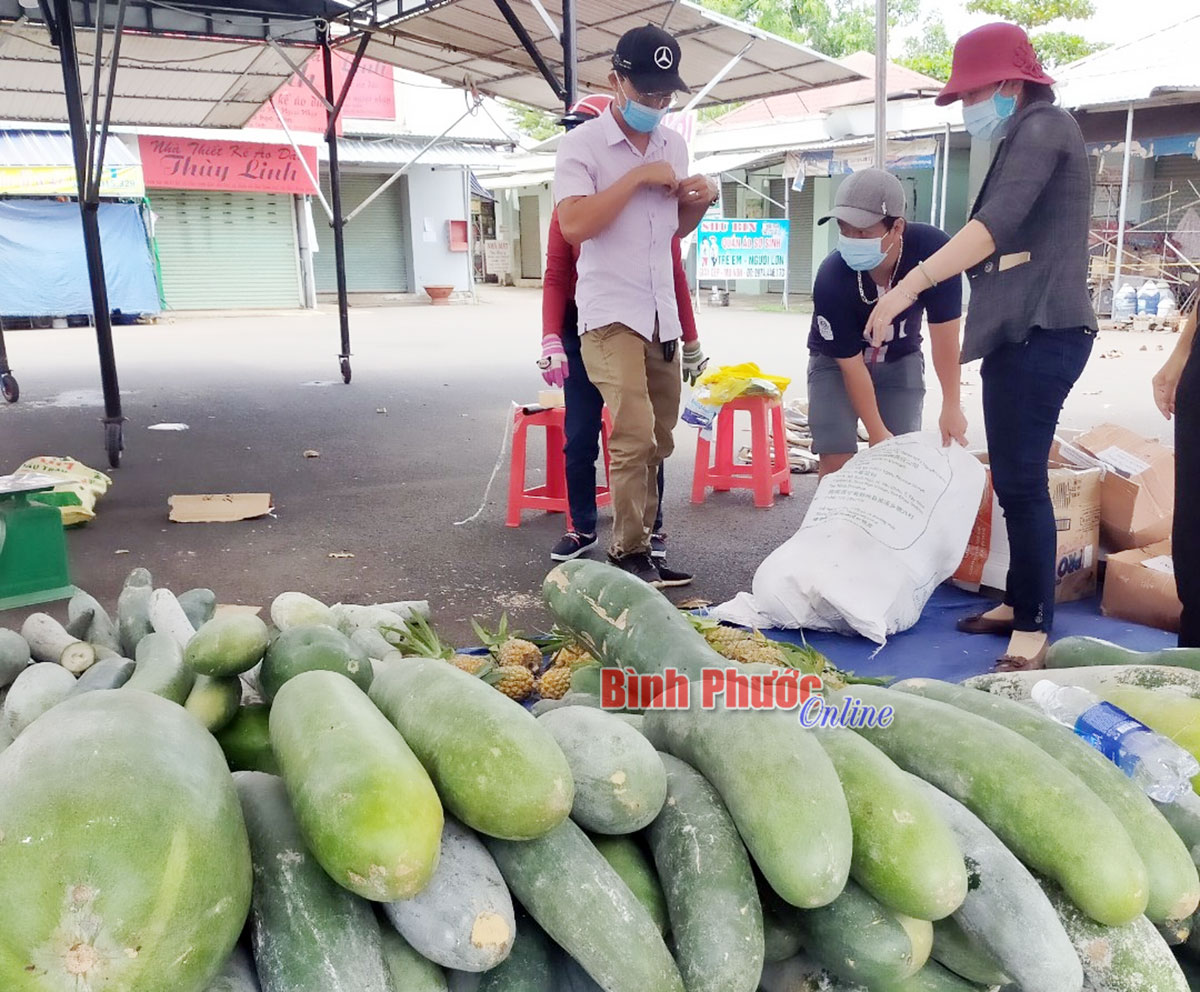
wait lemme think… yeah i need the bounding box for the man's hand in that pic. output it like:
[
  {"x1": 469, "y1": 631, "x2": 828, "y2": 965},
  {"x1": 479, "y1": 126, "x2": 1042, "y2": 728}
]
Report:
[
  {"x1": 676, "y1": 175, "x2": 718, "y2": 207},
  {"x1": 939, "y1": 403, "x2": 969, "y2": 447},
  {"x1": 637, "y1": 162, "x2": 679, "y2": 193},
  {"x1": 538, "y1": 335, "x2": 569, "y2": 389},
  {"x1": 682, "y1": 342, "x2": 709, "y2": 385},
  {"x1": 1153, "y1": 356, "x2": 1186, "y2": 419},
  {"x1": 868, "y1": 428, "x2": 894, "y2": 447}
]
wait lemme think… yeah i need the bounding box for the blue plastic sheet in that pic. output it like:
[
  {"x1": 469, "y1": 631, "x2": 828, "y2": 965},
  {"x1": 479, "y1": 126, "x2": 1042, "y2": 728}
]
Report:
[
  {"x1": 0, "y1": 199, "x2": 160, "y2": 317},
  {"x1": 753, "y1": 585, "x2": 1178, "y2": 684}
]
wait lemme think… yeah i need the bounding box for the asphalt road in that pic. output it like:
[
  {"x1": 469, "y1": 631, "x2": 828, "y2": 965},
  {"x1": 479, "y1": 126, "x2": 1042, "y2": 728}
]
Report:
[{"x1": 0, "y1": 287, "x2": 1180, "y2": 648}]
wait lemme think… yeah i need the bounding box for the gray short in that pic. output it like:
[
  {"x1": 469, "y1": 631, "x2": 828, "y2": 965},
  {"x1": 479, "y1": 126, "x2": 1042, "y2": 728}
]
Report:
[{"x1": 806, "y1": 351, "x2": 925, "y2": 455}]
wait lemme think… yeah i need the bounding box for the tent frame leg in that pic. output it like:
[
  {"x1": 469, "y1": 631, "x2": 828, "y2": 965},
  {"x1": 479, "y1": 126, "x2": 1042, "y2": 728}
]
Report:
[
  {"x1": 47, "y1": 0, "x2": 126, "y2": 467},
  {"x1": 320, "y1": 24, "x2": 368, "y2": 385}
]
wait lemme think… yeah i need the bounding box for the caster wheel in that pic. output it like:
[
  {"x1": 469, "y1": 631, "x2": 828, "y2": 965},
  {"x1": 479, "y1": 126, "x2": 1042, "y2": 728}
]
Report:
[
  {"x1": 105, "y1": 422, "x2": 123, "y2": 469},
  {"x1": 1, "y1": 373, "x2": 17, "y2": 404},
  {"x1": 340, "y1": 357, "x2": 352, "y2": 384}
]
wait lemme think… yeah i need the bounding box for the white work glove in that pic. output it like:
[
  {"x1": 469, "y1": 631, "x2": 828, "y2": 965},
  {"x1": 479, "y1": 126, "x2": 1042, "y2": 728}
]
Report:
[{"x1": 682, "y1": 342, "x2": 709, "y2": 386}]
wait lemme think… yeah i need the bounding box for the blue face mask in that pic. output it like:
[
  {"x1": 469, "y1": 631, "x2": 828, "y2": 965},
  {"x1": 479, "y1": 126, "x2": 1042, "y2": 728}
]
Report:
[
  {"x1": 838, "y1": 233, "x2": 888, "y2": 272},
  {"x1": 617, "y1": 82, "x2": 668, "y2": 133},
  {"x1": 963, "y1": 86, "x2": 1017, "y2": 140}
]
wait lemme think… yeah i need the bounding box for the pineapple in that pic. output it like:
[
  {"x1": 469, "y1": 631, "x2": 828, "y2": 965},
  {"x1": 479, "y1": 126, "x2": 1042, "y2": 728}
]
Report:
[
  {"x1": 473, "y1": 614, "x2": 544, "y2": 672},
  {"x1": 552, "y1": 641, "x2": 597, "y2": 670},
  {"x1": 537, "y1": 666, "x2": 573, "y2": 700},
  {"x1": 498, "y1": 637, "x2": 543, "y2": 672},
  {"x1": 484, "y1": 664, "x2": 535, "y2": 701},
  {"x1": 450, "y1": 654, "x2": 491, "y2": 676}
]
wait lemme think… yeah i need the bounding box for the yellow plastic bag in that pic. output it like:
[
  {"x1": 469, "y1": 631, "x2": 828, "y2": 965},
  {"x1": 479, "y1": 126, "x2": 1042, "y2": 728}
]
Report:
[
  {"x1": 16, "y1": 456, "x2": 112, "y2": 526},
  {"x1": 695, "y1": 363, "x2": 792, "y2": 406}
]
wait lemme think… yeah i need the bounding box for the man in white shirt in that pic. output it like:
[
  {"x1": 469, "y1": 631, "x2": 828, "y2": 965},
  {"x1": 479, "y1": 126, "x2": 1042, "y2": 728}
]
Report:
[{"x1": 554, "y1": 24, "x2": 717, "y2": 585}]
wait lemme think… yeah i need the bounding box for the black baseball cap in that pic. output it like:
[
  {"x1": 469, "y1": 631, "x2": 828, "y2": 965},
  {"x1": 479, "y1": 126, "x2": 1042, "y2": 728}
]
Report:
[{"x1": 612, "y1": 25, "x2": 690, "y2": 95}]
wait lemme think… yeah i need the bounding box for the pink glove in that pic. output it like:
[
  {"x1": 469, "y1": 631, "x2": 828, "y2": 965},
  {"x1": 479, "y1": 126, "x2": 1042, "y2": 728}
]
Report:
[{"x1": 538, "y1": 334, "x2": 569, "y2": 388}]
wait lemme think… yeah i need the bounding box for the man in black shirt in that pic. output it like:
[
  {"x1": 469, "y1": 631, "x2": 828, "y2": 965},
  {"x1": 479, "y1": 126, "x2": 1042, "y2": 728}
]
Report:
[{"x1": 807, "y1": 168, "x2": 967, "y2": 476}]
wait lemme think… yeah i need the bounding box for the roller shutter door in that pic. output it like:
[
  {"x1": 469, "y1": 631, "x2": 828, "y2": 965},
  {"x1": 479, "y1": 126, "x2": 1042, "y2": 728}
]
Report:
[
  {"x1": 315, "y1": 173, "x2": 411, "y2": 293},
  {"x1": 788, "y1": 182, "x2": 815, "y2": 296},
  {"x1": 519, "y1": 195, "x2": 542, "y2": 279},
  {"x1": 150, "y1": 189, "x2": 301, "y2": 310}
]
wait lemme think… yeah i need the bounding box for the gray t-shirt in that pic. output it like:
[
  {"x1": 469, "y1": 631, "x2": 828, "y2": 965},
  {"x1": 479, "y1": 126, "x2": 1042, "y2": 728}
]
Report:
[{"x1": 963, "y1": 101, "x2": 1098, "y2": 363}]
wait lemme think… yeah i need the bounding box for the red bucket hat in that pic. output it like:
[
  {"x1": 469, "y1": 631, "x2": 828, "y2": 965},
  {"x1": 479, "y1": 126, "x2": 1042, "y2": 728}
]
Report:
[{"x1": 936, "y1": 22, "x2": 1056, "y2": 106}]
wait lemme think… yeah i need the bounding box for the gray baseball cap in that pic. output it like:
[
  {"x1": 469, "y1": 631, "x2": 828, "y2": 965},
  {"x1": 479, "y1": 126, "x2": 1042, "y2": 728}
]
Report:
[{"x1": 817, "y1": 168, "x2": 907, "y2": 228}]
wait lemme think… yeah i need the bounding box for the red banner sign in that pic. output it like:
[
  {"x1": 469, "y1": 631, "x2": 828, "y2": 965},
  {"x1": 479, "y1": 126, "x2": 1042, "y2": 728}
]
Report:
[
  {"x1": 246, "y1": 53, "x2": 396, "y2": 135},
  {"x1": 138, "y1": 137, "x2": 318, "y2": 194}
]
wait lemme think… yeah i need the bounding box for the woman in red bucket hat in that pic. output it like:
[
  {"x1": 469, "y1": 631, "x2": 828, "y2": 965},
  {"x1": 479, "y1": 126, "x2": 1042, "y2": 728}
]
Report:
[{"x1": 864, "y1": 22, "x2": 1098, "y2": 671}]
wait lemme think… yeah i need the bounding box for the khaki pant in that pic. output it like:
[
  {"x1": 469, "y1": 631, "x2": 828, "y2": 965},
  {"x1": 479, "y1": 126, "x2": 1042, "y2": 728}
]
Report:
[{"x1": 581, "y1": 323, "x2": 682, "y2": 557}]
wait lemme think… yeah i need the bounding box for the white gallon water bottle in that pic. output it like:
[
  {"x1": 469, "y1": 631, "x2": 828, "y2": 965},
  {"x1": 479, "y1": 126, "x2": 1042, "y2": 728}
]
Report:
[{"x1": 1032, "y1": 680, "x2": 1199, "y2": 802}]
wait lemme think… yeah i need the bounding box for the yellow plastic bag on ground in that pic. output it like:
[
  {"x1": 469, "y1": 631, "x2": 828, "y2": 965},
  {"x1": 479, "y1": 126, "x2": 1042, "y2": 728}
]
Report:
[
  {"x1": 695, "y1": 363, "x2": 792, "y2": 406},
  {"x1": 16, "y1": 456, "x2": 112, "y2": 526}
]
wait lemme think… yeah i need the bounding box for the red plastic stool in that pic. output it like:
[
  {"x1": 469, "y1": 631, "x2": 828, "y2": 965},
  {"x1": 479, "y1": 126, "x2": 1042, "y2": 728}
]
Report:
[
  {"x1": 507, "y1": 406, "x2": 613, "y2": 528},
  {"x1": 691, "y1": 395, "x2": 792, "y2": 508}
]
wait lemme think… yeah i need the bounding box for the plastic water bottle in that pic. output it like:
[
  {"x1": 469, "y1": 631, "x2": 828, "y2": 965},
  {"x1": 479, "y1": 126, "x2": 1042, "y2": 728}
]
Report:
[
  {"x1": 1112, "y1": 283, "x2": 1138, "y2": 321},
  {"x1": 1138, "y1": 280, "x2": 1161, "y2": 316},
  {"x1": 1031, "y1": 681, "x2": 1199, "y2": 802}
]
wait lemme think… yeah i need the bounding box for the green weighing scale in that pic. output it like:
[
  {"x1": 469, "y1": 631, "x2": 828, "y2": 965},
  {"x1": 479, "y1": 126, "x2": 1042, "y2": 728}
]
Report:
[{"x1": 0, "y1": 471, "x2": 76, "y2": 611}]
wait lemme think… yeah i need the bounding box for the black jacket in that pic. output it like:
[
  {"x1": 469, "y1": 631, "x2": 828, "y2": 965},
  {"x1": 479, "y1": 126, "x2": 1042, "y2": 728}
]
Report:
[{"x1": 964, "y1": 101, "x2": 1098, "y2": 362}]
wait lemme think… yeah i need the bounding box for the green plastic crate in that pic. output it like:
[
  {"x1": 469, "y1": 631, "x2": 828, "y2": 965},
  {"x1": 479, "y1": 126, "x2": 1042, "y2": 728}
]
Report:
[{"x1": 0, "y1": 491, "x2": 75, "y2": 611}]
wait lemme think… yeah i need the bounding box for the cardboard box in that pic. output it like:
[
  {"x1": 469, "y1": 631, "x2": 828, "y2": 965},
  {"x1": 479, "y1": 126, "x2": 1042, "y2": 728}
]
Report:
[
  {"x1": 1101, "y1": 539, "x2": 1182, "y2": 633},
  {"x1": 953, "y1": 449, "x2": 1103, "y2": 603},
  {"x1": 1075, "y1": 424, "x2": 1174, "y2": 551}
]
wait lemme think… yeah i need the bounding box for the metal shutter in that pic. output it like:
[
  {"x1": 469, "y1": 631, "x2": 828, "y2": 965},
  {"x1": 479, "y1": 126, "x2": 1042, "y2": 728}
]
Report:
[
  {"x1": 720, "y1": 179, "x2": 739, "y2": 218},
  {"x1": 519, "y1": 195, "x2": 542, "y2": 279},
  {"x1": 315, "y1": 173, "x2": 410, "y2": 293},
  {"x1": 150, "y1": 189, "x2": 301, "y2": 310},
  {"x1": 788, "y1": 182, "x2": 815, "y2": 297},
  {"x1": 767, "y1": 177, "x2": 786, "y2": 293}
]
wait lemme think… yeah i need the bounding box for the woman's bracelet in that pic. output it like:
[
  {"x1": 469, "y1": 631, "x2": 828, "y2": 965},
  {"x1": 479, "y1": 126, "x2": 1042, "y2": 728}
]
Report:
[
  {"x1": 894, "y1": 285, "x2": 919, "y2": 304},
  {"x1": 917, "y1": 260, "x2": 938, "y2": 289}
]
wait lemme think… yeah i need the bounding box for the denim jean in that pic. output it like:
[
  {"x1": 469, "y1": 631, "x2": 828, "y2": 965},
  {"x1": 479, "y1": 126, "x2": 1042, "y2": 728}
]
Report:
[
  {"x1": 1176, "y1": 334, "x2": 1200, "y2": 647},
  {"x1": 981, "y1": 328, "x2": 1095, "y2": 632},
  {"x1": 562, "y1": 324, "x2": 664, "y2": 537}
]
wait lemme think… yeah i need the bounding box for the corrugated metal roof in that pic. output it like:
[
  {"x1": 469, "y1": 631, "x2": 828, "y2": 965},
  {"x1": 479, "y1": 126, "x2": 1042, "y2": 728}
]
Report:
[
  {"x1": 351, "y1": 0, "x2": 862, "y2": 113},
  {"x1": 0, "y1": 20, "x2": 314, "y2": 128},
  {"x1": 319, "y1": 136, "x2": 518, "y2": 168},
  {"x1": 0, "y1": 128, "x2": 137, "y2": 167},
  {"x1": 1056, "y1": 14, "x2": 1200, "y2": 110}
]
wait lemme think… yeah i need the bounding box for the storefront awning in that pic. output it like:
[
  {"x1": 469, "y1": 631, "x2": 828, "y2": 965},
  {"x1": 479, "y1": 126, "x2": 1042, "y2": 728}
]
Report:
[
  {"x1": 469, "y1": 171, "x2": 495, "y2": 200},
  {"x1": 785, "y1": 136, "x2": 939, "y2": 186},
  {"x1": 692, "y1": 149, "x2": 785, "y2": 175},
  {"x1": 0, "y1": 128, "x2": 144, "y2": 196},
  {"x1": 477, "y1": 170, "x2": 554, "y2": 190},
  {"x1": 319, "y1": 136, "x2": 518, "y2": 169}
]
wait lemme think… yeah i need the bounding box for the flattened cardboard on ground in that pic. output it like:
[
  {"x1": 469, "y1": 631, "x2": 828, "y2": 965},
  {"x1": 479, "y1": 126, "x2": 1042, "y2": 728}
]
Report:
[
  {"x1": 1075, "y1": 423, "x2": 1175, "y2": 551},
  {"x1": 953, "y1": 447, "x2": 1103, "y2": 603},
  {"x1": 168, "y1": 493, "x2": 273, "y2": 523},
  {"x1": 1101, "y1": 539, "x2": 1182, "y2": 633}
]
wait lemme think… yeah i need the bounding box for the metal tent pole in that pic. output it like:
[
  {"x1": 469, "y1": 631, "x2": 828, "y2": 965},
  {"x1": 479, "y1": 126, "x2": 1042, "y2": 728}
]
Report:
[
  {"x1": 1111, "y1": 103, "x2": 1136, "y2": 315},
  {"x1": 321, "y1": 24, "x2": 353, "y2": 384},
  {"x1": 938, "y1": 122, "x2": 950, "y2": 229},
  {"x1": 873, "y1": 0, "x2": 887, "y2": 169},
  {"x1": 562, "y1": 0, "x2": 577, "y2": 112},
  {"x1": 52, "y1": 0, "x2": 124, "y2": 466}
]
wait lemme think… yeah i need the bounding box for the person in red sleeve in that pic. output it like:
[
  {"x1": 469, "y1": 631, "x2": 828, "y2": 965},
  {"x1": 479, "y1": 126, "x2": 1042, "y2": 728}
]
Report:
[{"x1": 539, "y1": 94, "x2": 706, "y2": 572}]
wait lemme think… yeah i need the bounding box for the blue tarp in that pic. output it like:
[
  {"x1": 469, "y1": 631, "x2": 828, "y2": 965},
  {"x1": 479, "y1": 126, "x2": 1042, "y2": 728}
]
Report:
[
  {"x1": 0, "y1": 199, "x2": 160, "y2": 317},
  {"x1": 754, "y1": 585, "x2": 1178, "y2": 684}
]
